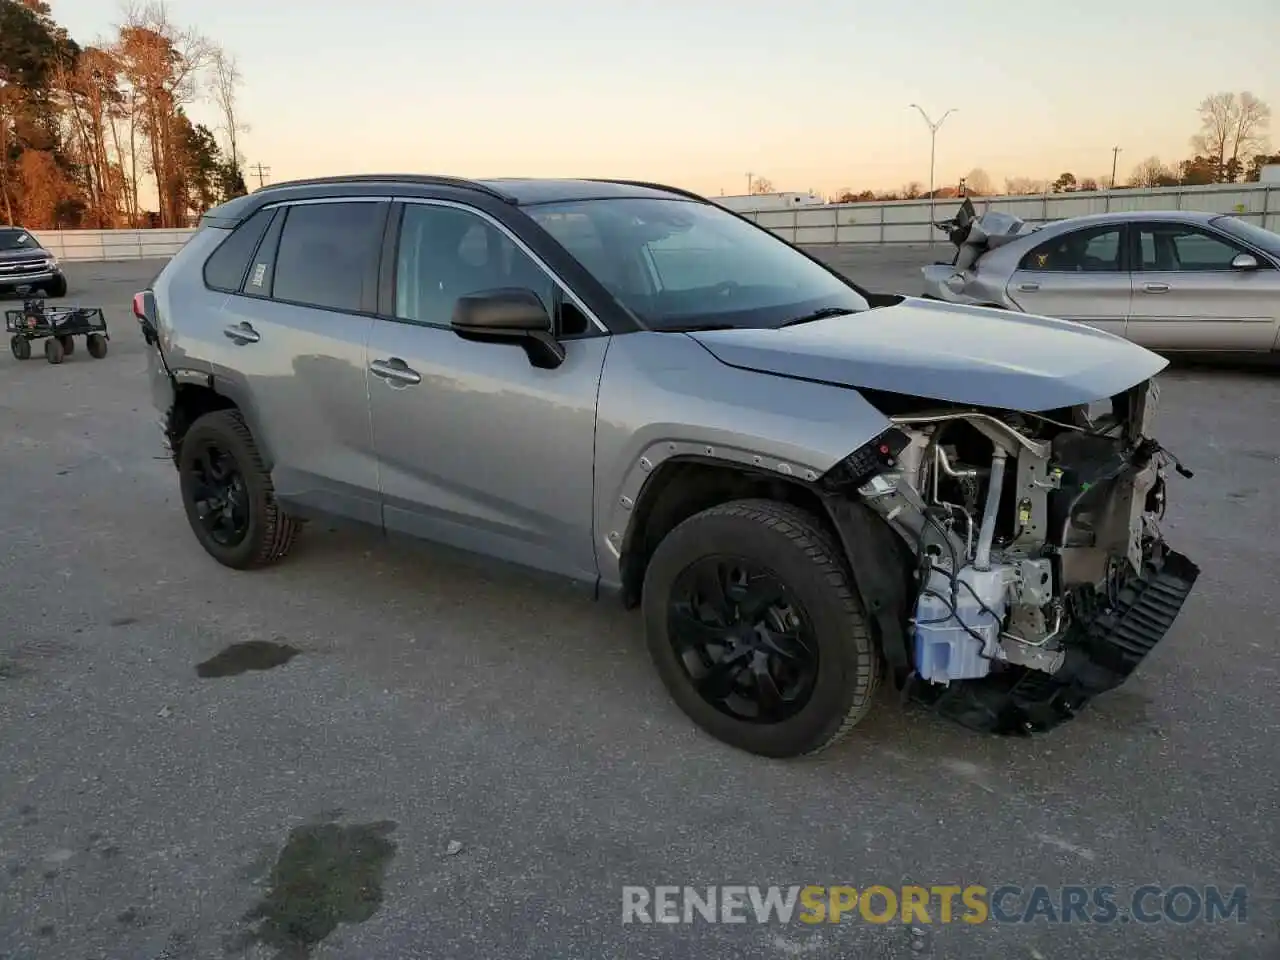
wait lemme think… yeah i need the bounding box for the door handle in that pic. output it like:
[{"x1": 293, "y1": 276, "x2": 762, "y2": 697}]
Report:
[
  {"x1": 369, "y1": 357, "x2": 422, "y2": 386},
  {"x1": 223, "y1": 321, "x2": 260, "y2": 344},
  {"x1": 1142, "y1": 282, "x2": 1170, "y2": 294},
  {"x1": 1017, "y1": 282, "x2": 1040, "y2": 292}
]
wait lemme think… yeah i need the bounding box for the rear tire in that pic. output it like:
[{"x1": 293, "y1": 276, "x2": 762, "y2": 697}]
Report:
[
  {"x1": 44, "y1": 337, "x2": 64, "y2": 364},
  {"x1": 642, "y1": 498, "x2": 881, "y2": 758},
  {"x1": 177, "y1": 410, "x2": 302, "y2": 570},
  {"x1": 10, "y1": 336, "x2": 30, "y2": 361},
  {"x1": 59, "y1": 334, "x2": 75, "y2": 356},
  {"x1": 86, "y1": 333, "x2": 108, "y2": 359}
]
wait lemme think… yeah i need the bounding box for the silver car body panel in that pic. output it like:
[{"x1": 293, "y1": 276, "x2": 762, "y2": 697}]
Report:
[
  {"x1": 686, "y1": 297, "x2": 1168, "y2": 412},
  {"x1": 592, "y1": 332, "x2": 893, "y2": 588},
  {"x1": 922, "y1": 209, "x2": 1280, "y2": 352}
]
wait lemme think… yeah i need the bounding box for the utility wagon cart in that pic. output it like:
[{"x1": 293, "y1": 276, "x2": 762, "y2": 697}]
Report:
[{"x1": 6, "y1": 296, "x2": 109, "y2": 364}]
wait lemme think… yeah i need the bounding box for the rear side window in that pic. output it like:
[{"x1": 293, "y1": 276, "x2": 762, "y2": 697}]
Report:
[
  {"x1": 271, "y1": 202, "x2": 386, "y2": 312},
  {"x1": 1019, "y1": 225, "x2": 1124, "y2": 273},
  {"x1": 203, "y1": 208, "x2": 275, "y2": 292}
]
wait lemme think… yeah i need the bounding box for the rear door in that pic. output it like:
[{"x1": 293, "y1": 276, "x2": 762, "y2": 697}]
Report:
[
  {"x1": 1005, "y1": 222, "x2": 1132, "y2": 338},
  {"x1": 1126, "y1": 220, "x2": 1278, "y2": 351},
  {"x1": 205, "y1": 197, "x2": 388, "y2": 524}
]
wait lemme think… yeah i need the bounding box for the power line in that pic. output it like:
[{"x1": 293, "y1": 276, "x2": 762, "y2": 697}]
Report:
[{"x1": 250, "y1": 163, "x2": 271, "y2": 189}]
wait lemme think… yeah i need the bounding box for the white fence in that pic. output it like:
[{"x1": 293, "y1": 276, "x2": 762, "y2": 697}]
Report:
[
  {"x1": 27, "y1": 182, "x2": 1280, "y2": 262},
  {"x1": 740, "y1": 182, "x2": 1279, "y2": 245},
  {"x1": 30, "y1": 228, "x2": 197, "y2": 261}
]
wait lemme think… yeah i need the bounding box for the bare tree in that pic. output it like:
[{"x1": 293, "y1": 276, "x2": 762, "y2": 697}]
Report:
[
  {"x1": 1130, "y1": 155, "x2": 1177, "y2": 188},
  {"x1": 1192, "y1": 91, "x2": 1272, "y2": 182},
  {"x1": 963, "y1": 167, "x2": 993, "y2": 196},
  {"x1": 749, "y1": 176, "x2": 775, "y2": 195},
  {"x1": 901, "y1": 181, "x2": 923, "y2": 199},
  {"x1": 209, "y1": 46, "x2": 246, "y2": 175},
  {"x1": 1003, "y1": 176, "x2": 1050, "y2": 195}
]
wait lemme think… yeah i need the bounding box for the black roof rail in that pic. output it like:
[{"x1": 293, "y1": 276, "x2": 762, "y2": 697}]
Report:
[
  {"x1": 254, "y1": 174, "x2": 518, "y2": 203},
  {"x1": 583, "y1": 179, "x2": 711, "y2": 203}
]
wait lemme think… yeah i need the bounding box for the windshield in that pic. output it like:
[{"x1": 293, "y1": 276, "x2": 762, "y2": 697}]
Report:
[
  {"x1": 525, "y1": 197, "x2": 870, "y2": 330},
  {"x1": 0, "y1": 230, "x2": 42, "y2": 252},
  {"x1": 1210, "y1": 215, "x2": 1280, "y2": 259}
]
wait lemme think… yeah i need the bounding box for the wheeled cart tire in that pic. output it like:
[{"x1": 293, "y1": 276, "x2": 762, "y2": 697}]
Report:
[
  {"x1": 10, "y1": 336, "x2": 30, "y2": 361},
  {"x1": 86, "y1": 333, "x2": 108, "y2": 359},
  {"x1": 59, "y1": 334, "x2": 75, "y2": 356},
  {"x1": 44, "y1": 337, "x2": 64, "y2": 364},
  {"x1": 642, "y1": 498, "x2": 881, "y2": 758},
  {"x1": 177, "y1": 409, "x2": 302, "y2": 570}
]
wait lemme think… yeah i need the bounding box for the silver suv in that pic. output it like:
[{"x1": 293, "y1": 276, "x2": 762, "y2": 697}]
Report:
[{"x1": 135, "y1": 175, "x2": 1200, "y2": 757}]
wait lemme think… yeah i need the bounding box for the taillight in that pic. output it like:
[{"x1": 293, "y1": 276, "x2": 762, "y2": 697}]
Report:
[{"x1": 132, "y1": 292, "x2": 147, "y2": 321}]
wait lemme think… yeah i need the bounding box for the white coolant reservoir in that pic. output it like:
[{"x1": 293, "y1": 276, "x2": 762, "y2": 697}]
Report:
[{"x1": 913, "y1": 566, "x2": 1008, "y2": 684}]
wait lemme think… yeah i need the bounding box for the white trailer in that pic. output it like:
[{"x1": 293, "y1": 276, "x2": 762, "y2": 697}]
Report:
[{"x1": 713, "y1": 191, "x2": 826, "y2": 213}]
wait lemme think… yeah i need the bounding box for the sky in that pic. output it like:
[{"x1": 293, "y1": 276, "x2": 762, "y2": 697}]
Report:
[{"x1": 45, "y1": 0, "x2": 1280, "y2": 198}]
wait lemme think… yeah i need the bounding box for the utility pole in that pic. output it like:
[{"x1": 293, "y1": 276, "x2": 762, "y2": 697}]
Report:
[
  {"x1": 250, "y1": 162, "x2": 271, "y2": 189},
  {"x1": 1110, "y1": 146, "x2": 1122, "y2": 189},
  {"x1": 909, "y1": 104, "x2": 958, "y2": 244},
  {"x1": 745, "y1": 172, "x2": 753, "y2": 195}
]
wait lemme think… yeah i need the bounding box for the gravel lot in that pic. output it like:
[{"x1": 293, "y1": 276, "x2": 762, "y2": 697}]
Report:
[{"x1": 1, "y1": 253, "x2": 1277, "y2": 960}]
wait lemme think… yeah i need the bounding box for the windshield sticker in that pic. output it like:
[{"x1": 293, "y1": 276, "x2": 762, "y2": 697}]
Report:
[
  {"x1": 250, "y1": 263, "x2": 266, "y2": 287},
  {"x1": 17, "y1": 233, "x2": 29, "y2": 244}
]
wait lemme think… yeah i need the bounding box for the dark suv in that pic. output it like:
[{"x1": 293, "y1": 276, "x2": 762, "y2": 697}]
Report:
[
  {"x1": 134, "y1": 174, "x2": 1198, "y2": 757},
  {"x1": 0, "y1": 227, "x2": 67, "y2": 297}
]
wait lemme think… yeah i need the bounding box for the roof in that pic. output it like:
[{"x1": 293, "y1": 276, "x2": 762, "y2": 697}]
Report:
[
  {"x1": 1047, "y1": 209, "x2": 1223, "y2": 227},
  {"x1": 199, "y1": 174, "x2": 706, "y2": 228},
  {"x1": 478, "y1": 178, "x2": 707, "y2": 205}
]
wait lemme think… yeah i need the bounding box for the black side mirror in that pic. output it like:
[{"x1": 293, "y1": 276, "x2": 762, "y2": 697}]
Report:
[{"x1": 451, "y1": 287, "x2": 565, "y2": 369}]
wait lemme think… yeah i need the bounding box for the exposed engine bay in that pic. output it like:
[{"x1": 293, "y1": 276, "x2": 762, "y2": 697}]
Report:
[{"x1": 839, "y1": 380, "x2": 1200, "y2": 734}]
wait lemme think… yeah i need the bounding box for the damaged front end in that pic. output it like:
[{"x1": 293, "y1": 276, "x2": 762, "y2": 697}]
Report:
[{"x1": 828, "y1": 380, "x2": 1199, "y2": 735}]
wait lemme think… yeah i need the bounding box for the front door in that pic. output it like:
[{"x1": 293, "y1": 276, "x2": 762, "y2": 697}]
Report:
[
  {"x1": 1126, "y1": 220, "x2": 1279, "y2": 351},
  {"x1": 203, "y1": 198, "x2": 388, "y2": 525},
  {"x1": 366, "y1": 200, "x2": 608, "y2": 584},
  {"x1": 1005, "y1": 222, "x2": 1132, "y2": 338}
]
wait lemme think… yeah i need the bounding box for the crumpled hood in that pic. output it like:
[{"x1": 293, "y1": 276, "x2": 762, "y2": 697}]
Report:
[{"x1": 686, "y1": 297, "x2": 1168, "y2": 412}]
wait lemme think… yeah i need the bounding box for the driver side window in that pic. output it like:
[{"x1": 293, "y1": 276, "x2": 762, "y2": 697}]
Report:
[
  {"x1": 1020, "y1": 226, "x2": 1123, "y2": 273},
  {"x1": 395, "y1": 204, "x2": 558, "y2": 329}
]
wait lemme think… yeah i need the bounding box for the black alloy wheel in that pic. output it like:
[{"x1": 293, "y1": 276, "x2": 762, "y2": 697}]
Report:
[
  {"x1": 667, "y1": 556, "x2": 819, "y2": 724},
  {"x1": 184, "y1": 440, "x2": 251, "y2": 548},
  {"x1": 176, "y1": 410, "x2": 302, "y2": 569},
  {"x1": 642, "y1": 499, "x2": 881, "y2": 758}
]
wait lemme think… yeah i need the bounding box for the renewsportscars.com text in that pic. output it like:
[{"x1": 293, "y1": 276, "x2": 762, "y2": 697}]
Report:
[{"x1": 621, "y1": 884, "x2": 1248, "y2": 926}]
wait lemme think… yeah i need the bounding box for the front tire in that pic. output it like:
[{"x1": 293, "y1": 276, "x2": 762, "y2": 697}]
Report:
[
  {"x1": 44, "y1": 337, "x2": 64, "y2": 364},
  {"x1": 10, "y1": 336, "x2": 30, "y2": 360},
  {"x1": 177, "y1": 410, "x2": 301, "y2": 569},
  {"x1": 59, "y1": 334, "x2": 75, "y2": 356},
  {"x1": 642, "y1": 499, "x2": 881, "y2": 758},
  {"x1": 45, "y1": 274, "x2": 68, "y2": 298},
  {"x1": 86, "y1": 333, "x2": 107, "y2": 359}
]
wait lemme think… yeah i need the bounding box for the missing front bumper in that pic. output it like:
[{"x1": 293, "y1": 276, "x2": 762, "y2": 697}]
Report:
[{"x1": 911, "y1": 544, "x2": 1200, "y2": 735}]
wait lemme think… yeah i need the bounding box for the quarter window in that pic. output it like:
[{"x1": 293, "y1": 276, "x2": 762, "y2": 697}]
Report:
[
  {"x1": 271, "y1": 202, "x2": 386, "y2": 312},
  {"x1": 1137, "y1": 224, "x2": 1248, "y2": 271},
  {"x1": 1020, "y1": 226, "x2": 1123, "y2": 272},
  {"x1": 203, "y1": 207, "x2": 274, "y2": 292},
  {"x1": 394, "y1": 204, "x2": 556, "y2": 328}
]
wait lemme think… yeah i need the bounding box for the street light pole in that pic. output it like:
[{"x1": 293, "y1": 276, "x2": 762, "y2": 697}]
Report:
[{"x1": 909, "y1": 104, "x2": 957, "y2": 244}]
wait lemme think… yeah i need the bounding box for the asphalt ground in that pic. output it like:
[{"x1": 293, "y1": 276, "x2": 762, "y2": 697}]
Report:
[{"x1": 1, "y1": 251, "x2": 1277, "y2": 960}]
